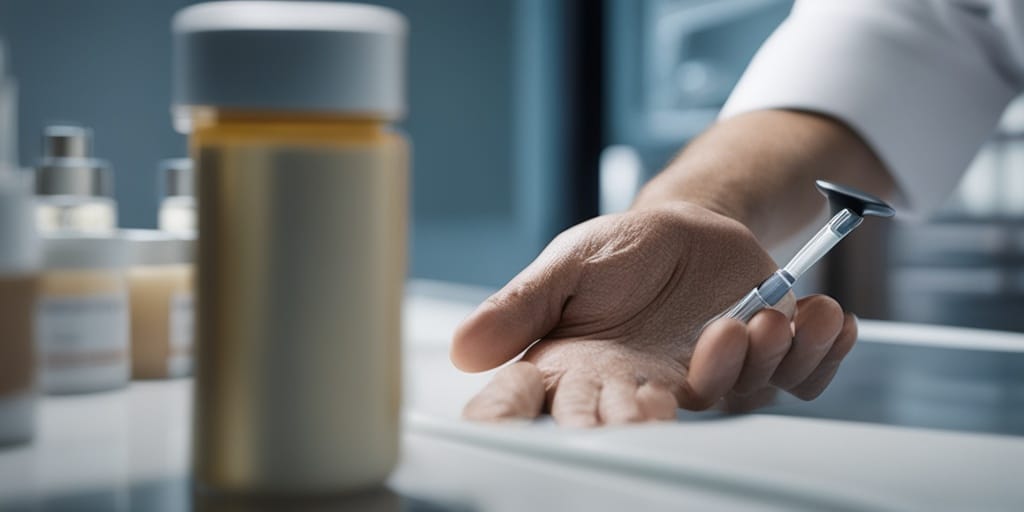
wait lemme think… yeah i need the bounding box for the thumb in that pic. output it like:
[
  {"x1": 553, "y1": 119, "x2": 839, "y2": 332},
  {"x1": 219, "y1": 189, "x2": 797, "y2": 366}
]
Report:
[{"x1": 451, "y1": 244, "x2": 580, "y2": 373}]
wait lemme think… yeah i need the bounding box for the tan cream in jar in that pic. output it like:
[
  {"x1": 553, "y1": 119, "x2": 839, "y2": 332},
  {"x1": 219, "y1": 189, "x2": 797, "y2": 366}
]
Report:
[
  {"x1": 123, "y1": 229, "x2": 194, "y2": 379},
  {"x1": 37, "y1": 235, "x2": 129, "y2": 394}
]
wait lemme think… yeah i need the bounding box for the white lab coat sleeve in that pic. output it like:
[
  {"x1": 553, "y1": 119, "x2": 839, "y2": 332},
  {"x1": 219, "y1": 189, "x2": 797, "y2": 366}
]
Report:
[{"x1": 720, "y1": 0, "x2": 1020, "y2": 218}]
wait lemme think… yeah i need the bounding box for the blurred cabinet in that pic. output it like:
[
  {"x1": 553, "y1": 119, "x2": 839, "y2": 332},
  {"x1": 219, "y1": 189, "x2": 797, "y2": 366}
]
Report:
[
  {"x1": 601, "y1": 0, "x2": 819, "y2": 288},
  {"x1": 605, "y1": 0, "x2": 791, "y2": 173},
  {"x1": 885, "y1": 97, "x2": 1024, "y2": 332},
  {"x1": 376, "y1": 0, "x2": 601, "y2": 286},
  {"x1": 601, "y1": 0, "x2": 801, "y2": 270}
]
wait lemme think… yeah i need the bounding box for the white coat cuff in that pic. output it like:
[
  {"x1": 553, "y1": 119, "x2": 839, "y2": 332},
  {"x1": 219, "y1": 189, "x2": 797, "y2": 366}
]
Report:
[{"x1": 720, "y1": 1, "x2": 1017, "y2": 219}]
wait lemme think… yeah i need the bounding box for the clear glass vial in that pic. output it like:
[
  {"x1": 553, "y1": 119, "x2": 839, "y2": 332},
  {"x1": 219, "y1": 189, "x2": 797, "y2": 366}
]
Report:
[
  {"x1": 33, "y1": 125, "x2": 117, "y2": 235},
  {"x1": 174, "y1": 1, "x2": 408, "y2": 494},
  {"x1": 158, "y1": 158, "x2": 196, "y2": 237}
]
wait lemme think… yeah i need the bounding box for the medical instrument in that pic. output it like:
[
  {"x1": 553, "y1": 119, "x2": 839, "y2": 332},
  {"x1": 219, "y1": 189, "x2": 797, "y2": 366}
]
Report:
[{"x1": 721, "y1": 180, "x2": 894, "y2": 322}]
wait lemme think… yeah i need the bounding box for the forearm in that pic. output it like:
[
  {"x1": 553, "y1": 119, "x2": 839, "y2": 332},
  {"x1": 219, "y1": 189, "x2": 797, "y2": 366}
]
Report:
[{"x1": 632, "y1": 109, "x2": 895, "y2": 248}]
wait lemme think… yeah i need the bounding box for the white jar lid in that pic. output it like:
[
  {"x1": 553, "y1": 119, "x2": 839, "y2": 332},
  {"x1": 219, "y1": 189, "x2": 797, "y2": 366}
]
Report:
[
  {"x1": 42, "y1": 234, "x2": 127, "y2": 270},
  {"x1": 0, "y1": 172, "x2": 40, "y2": 274},
  {"x1": 121, "y1": 229, "x2": 195, "y2": 266},
  {"x1": 172, "y1": 1, "x2": 407, "y2": 130}
]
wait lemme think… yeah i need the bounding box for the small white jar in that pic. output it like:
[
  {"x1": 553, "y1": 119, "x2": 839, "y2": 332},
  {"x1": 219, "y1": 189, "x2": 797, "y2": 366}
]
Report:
[
  {"x1": 123, "y1": 229, "x2": 195, "y2": 379},
  {"x1": 37, "y1": 235, "x2": 130, "y2": 394}
]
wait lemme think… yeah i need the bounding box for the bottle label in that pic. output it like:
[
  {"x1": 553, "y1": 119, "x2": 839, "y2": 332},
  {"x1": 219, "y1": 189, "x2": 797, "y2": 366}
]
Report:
[
  {"x1": 167, "y1": 291, "x2": 194, "y2": 378},
  {"x1": 37, "y1": 293, "x2": 129, "y2": 368}
]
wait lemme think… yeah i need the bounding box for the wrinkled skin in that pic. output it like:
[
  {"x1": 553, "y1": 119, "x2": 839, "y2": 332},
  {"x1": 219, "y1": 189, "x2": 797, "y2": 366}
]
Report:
[{"x1": 451, "y1": 203, "x2": 856, "y2": 427}]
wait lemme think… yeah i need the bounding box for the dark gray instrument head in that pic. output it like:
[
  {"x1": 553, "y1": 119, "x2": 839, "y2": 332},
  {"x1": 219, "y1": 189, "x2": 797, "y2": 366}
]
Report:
[{"x1": 815, "y1": 180, "x2": 895, "y2": 218}]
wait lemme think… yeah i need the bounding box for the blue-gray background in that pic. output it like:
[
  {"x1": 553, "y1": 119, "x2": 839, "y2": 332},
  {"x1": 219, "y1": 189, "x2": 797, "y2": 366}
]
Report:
[
  {"x1": 0, "y1": 0, "x2": 798, "y2": 289},
  {"x1": 0, "y1": 0, "x2": 585, "y2": 287}
]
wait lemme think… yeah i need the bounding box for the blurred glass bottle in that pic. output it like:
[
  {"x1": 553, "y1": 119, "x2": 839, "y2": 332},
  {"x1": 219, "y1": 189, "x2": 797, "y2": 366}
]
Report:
[
  {"x1": 173, "y1": 1, "x2": 408, "y2": 495},
  {"x1": 0, "y1": 39, "x2": 17, "y2": 172},
  {"x1": 0, "y1": 38, "x2": 41, "y2": 446},
  {"x1": 158, "y1": 158, "x2": 195, "y2": 236},
  {"x1": 0, "y1": 173, "x2": 40, "y2": 445},
  {"x1": 33, "y1": 125, "x2": 117, "y2": 235}
]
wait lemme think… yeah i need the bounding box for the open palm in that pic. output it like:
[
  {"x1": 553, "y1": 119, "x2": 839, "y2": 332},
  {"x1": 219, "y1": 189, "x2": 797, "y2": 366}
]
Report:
[{"x1": 451, "y1": 204, "x2": 856, "y2": 427}]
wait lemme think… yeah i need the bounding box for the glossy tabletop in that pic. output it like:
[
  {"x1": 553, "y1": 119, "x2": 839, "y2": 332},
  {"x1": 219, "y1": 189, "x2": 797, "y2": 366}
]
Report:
[{"x1": 1, "y1": 280, "x2": 1023, "y2": 512}]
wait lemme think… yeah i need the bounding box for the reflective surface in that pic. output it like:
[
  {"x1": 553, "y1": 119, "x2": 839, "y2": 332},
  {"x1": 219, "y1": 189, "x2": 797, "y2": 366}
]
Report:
[
  {"x1": 765, "y1": 333, "x2": 1024, "y2": 437},
  {"x1": 2, "y1": 480, "x2": 471, "y2": 512},
  {"x1": 1, "y1": 285, "x2": 1023, "y2": 512}
]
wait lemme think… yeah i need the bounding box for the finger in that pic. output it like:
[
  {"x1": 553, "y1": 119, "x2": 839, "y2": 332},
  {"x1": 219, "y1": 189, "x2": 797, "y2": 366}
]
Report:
[
  {"x1": 682, "y1": 318, "x2": 748, "y2": 410},
  {"x1": 771, "y1": 295, "x2": 844, "y2": 390},
  {"x1": 790, "y1": 313, "x2": 858, "y2": 400},
  {"x1": 462, "y1": 362, "x2": 546, "y2": 422},
  {"x1": 550, "y1": 372, "x2": 601, "y2": 428},
  {"x1": 636, "y1": 383, "x2": 678, "y2": 421},
  {"x1": 597, "y1": 377, "x2": 643, "y2": 425},
  {"x1": 721, "y1": 387, "x2": 779, "y2": 414},
  {"x1": 772, "y1": 291, "x2": 797, "y2": 320},
  {"x1": 732, "y1": 308, "x2": 792, "y2": 395},
  {"x1": 451, "y1": 245, "x2": 580, "y2": 373}
]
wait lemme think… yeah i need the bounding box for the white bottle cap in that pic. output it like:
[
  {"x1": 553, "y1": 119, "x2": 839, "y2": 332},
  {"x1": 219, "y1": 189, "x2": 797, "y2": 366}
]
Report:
[
  {"x1": 159, "y1": 158, "x2": 193, "y2": 198},
  {"x1": 34, "y1": 124, "x2": 115, "y2": 198},
  {"x1": 172, "y1": 1, "x2": 407, "y2": 131},
  {"x1": 0, "y1": 172, "x2": 40, "y2": 274}
]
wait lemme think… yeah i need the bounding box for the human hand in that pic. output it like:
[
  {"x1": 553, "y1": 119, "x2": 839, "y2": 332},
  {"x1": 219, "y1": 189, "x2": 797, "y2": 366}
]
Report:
[{"x1": 451, "y1": 203, "x2": 857, "y2": 427}]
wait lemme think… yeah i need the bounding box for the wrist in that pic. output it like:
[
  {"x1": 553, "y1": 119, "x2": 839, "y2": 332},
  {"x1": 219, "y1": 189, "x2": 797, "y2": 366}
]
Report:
[
  {"x1": 630, "y1": 110, "x2": 895, "y2": 247},
  {"x1": 631, "y1": 166, "x2": 755, "y2": 231}
]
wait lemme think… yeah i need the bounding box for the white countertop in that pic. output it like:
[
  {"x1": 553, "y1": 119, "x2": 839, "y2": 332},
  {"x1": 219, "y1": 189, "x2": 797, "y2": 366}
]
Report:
[{"x1": 2, "y1": 280, "x2": 1023, "y2": 511}]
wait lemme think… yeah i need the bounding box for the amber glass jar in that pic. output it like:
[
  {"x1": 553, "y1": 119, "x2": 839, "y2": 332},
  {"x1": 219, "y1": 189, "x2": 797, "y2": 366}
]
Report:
[{"x1": 173, "y1": 1, "x2": 408, "y2": 494}]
